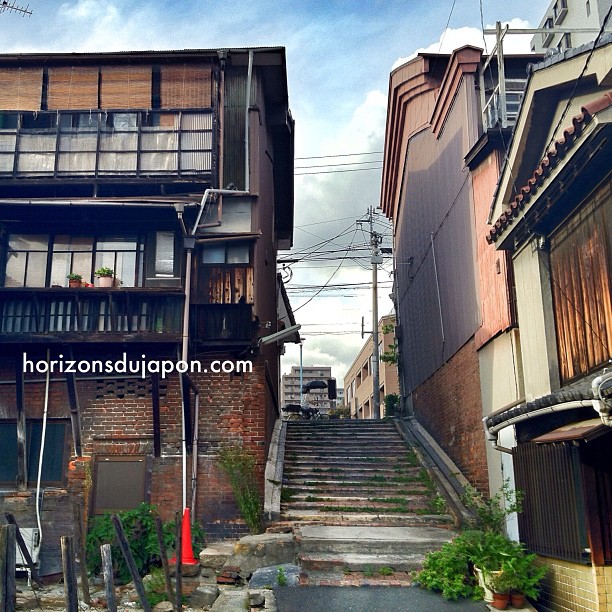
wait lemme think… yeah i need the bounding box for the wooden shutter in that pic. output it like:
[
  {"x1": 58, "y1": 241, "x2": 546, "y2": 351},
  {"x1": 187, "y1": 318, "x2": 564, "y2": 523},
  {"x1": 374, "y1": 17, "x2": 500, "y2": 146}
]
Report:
[
  {"x1": 100, "y1": 65, "x2": 152, "y2": 109},
  {"x1": 47, "y1": 66, "x2": 99, "y2": 110},
  {"x1": 0, "y1": 67, "x2": 42, "y2": 110},
  {"x1": 160, "y1": 64, "x2": 212, "y2": 109}
]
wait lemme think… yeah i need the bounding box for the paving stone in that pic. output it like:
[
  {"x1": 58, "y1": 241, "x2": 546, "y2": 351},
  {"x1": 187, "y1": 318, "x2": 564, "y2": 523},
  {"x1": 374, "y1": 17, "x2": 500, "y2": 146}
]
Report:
[
  {"x1": 248, "y1": 563, "x2": 300, "y2": 589},
  {"x1": 188, "y1": 585, "x2": 220, "y2": 607}
]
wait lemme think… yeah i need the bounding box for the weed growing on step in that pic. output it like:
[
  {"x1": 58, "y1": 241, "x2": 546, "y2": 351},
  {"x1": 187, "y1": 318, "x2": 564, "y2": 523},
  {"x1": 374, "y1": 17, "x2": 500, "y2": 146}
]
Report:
[
  {"x1": 428, "y1": 493, "x2": 448, "y2": 515},
  {"x1": 218, "y1": 444, "x2": 263, "y2": 534},
  {"x1": 363, "y1": 565, "x2": 375, "y2": 577},
  {"x1": 277, "y1": 566, "x2": 287, "y2": 586},
  {"x1": 379, "y1": 566, "x2": 395, "y2": 576},
  {"x1": 280, "y1": 488, "x2": 294, "y2": 503}
]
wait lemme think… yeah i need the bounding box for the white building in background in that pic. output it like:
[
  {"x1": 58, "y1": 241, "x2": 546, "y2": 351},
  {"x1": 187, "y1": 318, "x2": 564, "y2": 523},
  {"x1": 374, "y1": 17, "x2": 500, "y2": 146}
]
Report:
[
  {"x1": 281, "y1": 365, "x2": 337, "y2": 414},
  {"x1": 530, "y1": 0, "x2": 612, "y2": 53}
]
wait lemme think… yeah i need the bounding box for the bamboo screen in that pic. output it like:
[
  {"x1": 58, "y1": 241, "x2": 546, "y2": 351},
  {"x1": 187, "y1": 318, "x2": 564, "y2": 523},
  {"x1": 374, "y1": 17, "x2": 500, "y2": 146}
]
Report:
[
  {"x1": 100, "y1": 65, "x2": 152, "y2": 109},
  {"x1": 0, "y1": 67, "x2": 43, "y2": 110},
  {"x1": 47, "y1": 66, "x2": 99, "y2": 110},
  {"x1": 550, "y1": 181, "x2": 612, "y2": 383},
  {"x1": 160, "y1": 64, "x2": 212, "y2": 109}
]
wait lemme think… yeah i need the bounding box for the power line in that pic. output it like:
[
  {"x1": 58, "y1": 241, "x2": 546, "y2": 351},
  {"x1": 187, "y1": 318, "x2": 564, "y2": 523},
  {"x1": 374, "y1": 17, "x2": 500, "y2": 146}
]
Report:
[
  {"x1": 295, "y1": 151, "x2": 383, "y2": 160},
  {"x1": 295, "y1": 166, "x2": 382, "y2": 176}
]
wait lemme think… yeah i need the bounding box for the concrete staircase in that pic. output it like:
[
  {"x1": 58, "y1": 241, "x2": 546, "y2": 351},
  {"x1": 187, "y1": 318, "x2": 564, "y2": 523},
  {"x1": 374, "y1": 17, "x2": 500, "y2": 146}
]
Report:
[{"x1": 281, "y1": 420, "x2": 454, "y2": 527}]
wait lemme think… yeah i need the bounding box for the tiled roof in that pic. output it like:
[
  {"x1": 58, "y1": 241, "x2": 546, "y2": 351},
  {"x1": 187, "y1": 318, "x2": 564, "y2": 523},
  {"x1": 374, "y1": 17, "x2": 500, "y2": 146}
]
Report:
[{"x1": 487, "y1": 90, "x2": 612, "y2": 244}]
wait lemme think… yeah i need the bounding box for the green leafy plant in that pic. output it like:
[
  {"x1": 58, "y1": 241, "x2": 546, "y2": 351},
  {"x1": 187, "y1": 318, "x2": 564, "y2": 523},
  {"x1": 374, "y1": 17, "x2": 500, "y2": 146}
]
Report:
[
  {"x1": 378, "y1": 566, "x2": 394, "y2": 576},
  {"x1": 66, "y1": 273, "x2": 82, "y2": 281},
  {"x1": 328, "y1": 404, "x2": 351, "y2": 419},
  {"x1": 363, "y1": 565, "x2": 375, "y2": 578},
  {"x1": 413, "y1": 534, "x2": 481, "y2": 600},
  {"x1": 218, "y1": 444, "x2": 263, "y2": 534},
  {"x1": 384, "y1": 393, "x2": 400, "y2": 417},
  {"x1": 276, "y1": 566, "x2": 287, "y2": 586},
  {"x1": 497, "y1": 552, "x2": 547, "y2": 600},
  {"x1": 95, "y1": 267, "x2": 114, "y2": 277},
  {"x1": 86, "y1": 503, "x2": 205, "y2": 584},
  {"x1": 380, "y1": 322, "x2": 398, "y2": 365},
  {"x1": 462, "y1": 479, "x2": 523, "y2": 534}
]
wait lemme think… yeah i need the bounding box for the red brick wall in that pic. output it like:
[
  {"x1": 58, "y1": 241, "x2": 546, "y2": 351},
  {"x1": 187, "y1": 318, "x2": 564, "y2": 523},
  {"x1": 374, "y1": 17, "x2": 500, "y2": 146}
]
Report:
[
  {"x1": 411, "y1": 338, "x2": 489, "y2": 493},
  {"x1": 0, "y1": 347, "x2": 276, "y2": 572}
]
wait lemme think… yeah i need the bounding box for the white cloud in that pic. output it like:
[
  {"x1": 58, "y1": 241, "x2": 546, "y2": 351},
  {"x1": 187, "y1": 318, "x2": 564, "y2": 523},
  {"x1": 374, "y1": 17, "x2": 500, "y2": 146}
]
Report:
[{"x1": 392, "y1": 19, "x2": 535, "y2": 70}]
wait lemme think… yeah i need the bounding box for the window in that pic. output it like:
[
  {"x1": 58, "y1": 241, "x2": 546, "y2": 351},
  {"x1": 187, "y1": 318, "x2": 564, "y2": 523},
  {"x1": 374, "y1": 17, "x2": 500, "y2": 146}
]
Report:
[
  {"x1": 0, "y1": 420, "x2": 69, "y2": 487},
  {"x1": 201, "y1": 242, "x2": 250, "y2": 265},
  {"x1": 3, "y1": 233, "x2": 145, "y2": 288}
]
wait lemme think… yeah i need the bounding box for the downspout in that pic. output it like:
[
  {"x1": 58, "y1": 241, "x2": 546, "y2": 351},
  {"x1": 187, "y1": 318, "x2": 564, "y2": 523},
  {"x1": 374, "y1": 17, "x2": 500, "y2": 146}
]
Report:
[
  {"x1": 430, "y1": 233, "x2": 445, "y2": 347},
  {"x1": 35, "y1": 349, "x2": 51, "y2": 545},
  {"x1": 190, "y1": 392, "x2": 199, "y2": 523},
  {"x1": 245, "y1": 49, "x2": 253, "y2": 193}
]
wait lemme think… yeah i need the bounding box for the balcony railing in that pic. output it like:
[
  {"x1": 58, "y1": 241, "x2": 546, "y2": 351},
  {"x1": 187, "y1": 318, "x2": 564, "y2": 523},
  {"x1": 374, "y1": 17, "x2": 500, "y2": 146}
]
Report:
[
  {"x1": 191, "y1": 303, "x2": 255, "y2": 344},
  {"x1": 0, "y1": 287, "x2": 184, "y2": 342}
]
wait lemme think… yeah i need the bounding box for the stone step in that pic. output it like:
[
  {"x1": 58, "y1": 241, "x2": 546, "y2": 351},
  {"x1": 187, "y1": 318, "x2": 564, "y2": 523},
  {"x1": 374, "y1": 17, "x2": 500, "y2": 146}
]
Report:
[
  {"x1": 297, "y1": 525, "x2": 455, "y2": 555},
  {"x1": 283, "y1": 468, "x2": 424, "y2": 480},
  {"x1": 285, "y1": 485, "x2": 430, "y2": 497},
  {"x1": 299, "y1": 552, "x2": 426, "y2": 573},
  {"x1": 280, "y1": 508, "x2": 454, "y2": 526}
]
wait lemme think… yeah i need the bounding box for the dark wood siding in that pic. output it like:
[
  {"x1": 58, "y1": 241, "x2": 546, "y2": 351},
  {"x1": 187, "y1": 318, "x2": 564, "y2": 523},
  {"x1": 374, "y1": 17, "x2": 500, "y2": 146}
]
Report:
[{"x1": 550, "y1": 179, "x2": 612, "y2": 383}]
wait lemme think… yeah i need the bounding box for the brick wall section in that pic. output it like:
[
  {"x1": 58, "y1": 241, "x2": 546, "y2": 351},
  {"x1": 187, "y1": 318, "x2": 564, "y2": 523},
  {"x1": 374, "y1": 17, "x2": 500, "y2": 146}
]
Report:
[
  {"x1": 411, "y1": 338, "x2": 489, "y2": 493},
  {"x1": 0, "y1": 349, "x2": 275, "y2": 574}
]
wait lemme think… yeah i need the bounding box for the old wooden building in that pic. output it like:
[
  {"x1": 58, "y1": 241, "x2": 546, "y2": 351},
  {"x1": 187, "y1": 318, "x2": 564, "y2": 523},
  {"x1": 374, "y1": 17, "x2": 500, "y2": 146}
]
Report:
[{"x1": 0, "y1": 47, "x2": 295, "y2": 574}]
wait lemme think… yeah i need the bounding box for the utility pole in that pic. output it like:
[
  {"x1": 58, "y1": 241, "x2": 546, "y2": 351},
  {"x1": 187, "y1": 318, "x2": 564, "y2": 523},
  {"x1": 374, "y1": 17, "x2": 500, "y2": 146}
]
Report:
[{"x1": 358, "y1": 207, "x2": 383, "y2": 419}]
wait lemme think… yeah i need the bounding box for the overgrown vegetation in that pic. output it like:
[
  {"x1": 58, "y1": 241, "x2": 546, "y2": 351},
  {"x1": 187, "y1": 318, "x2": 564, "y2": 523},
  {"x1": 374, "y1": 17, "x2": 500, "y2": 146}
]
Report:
[
  {"x1": 414, "y1": 481, "x2": 544, "y2": 601},
  {"x1": 383, "y1": 393, "x2": 399, "y2": 417},
  {"x1": 86, "y1": 503, "x2": 206, "y2": 584},
  {"x1": 379, "y1": 322, "x2": 398, "y2": 365},
  {"x1": 218, "y1": 444, "x2": 264, "y2": 534}
]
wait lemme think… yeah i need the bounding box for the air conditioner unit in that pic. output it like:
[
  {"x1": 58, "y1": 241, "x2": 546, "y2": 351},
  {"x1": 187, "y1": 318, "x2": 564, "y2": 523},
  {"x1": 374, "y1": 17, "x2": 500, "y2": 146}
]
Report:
[{"x1": 15, "y1": 527, "x2": 41, "y2": 568}]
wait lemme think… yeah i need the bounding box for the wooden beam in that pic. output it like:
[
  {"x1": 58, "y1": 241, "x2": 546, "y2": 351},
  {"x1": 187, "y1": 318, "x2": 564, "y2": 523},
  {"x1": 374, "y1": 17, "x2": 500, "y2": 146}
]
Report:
[{"x1": 0, "y1": 524, "x2": 16, "y2": 612}]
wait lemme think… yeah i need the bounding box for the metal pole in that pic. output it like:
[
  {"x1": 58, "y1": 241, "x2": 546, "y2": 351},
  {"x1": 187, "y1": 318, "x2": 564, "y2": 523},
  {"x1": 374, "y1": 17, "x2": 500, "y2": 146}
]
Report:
[
  {"x1": 370, "y1": 207, "x2": 381, "y2": 419},
  {"x1": 299, "y1": 341, "x2": 304, "y2": 406}
]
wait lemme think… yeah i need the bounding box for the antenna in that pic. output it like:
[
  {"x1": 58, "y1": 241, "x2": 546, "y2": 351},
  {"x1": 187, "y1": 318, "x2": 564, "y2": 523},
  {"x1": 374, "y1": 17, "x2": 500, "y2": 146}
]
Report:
[{"x1": 0, "y1": 1, "x2": 32, "y2": 17}]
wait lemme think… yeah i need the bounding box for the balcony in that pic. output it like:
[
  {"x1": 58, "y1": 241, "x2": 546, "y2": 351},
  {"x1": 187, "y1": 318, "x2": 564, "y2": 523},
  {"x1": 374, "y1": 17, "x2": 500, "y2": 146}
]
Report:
[{"x1": 0, "y1": 287, "x2": 184, "y2": 343}]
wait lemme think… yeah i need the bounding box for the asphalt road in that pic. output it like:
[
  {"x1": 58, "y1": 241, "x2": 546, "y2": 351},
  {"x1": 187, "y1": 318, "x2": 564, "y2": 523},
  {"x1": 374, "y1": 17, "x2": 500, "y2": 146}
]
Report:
[{"x1": 273, "y1": 585, "x2": 489, "y2": 611}]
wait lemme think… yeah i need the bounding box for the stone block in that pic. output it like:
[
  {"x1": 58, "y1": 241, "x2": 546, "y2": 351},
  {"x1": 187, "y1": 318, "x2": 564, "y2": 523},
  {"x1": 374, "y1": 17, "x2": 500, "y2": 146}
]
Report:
[{"x1": 188, "y1": 585, "x2": 220, "y2": 608}]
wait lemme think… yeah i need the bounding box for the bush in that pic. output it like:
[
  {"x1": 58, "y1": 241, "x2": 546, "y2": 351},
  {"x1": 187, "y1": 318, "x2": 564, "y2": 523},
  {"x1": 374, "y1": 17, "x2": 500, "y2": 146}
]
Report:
[
  {"x1": 462, "y1": 479, "x2": 523, "y2": 534},
  {"x1": 413, "y1": 533, "x2": 481, "y2": 600},
  {"x1": 218, "y1": 445, "x2": 263, "y2": 534},
  {"x1": 86, "y1": 503, "x2": 205, "y2": 584}
]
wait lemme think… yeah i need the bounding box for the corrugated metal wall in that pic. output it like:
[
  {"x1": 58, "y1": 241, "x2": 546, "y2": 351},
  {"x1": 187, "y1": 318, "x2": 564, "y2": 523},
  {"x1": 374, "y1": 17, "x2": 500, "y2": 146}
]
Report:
[{"x1": 395, "y1": 80, "x2": 480, "y2": 393}]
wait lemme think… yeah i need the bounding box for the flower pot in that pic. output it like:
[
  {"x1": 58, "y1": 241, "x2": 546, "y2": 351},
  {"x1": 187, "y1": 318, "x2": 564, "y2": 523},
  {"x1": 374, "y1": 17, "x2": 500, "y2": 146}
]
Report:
[
  {"x1": 474, "y1": 566, "x2": 499, "y2": 603},
  {"x1": 97, "y1": 275, "x2": 113, "y2": 288},
  {"x1": 68, "y1": 279, "x2": 82, "y2": 288},
  {"x1": 492, "y1": 592, "x2": 509, "y2": 610},
  {"x1": 510, "y1": 592, "x2": 526, "y2": 608}
]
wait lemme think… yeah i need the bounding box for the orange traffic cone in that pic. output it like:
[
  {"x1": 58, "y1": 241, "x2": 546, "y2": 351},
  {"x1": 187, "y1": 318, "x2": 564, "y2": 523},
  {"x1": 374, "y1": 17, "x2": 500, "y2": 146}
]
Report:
[{"x1": 171, "y1": 507, "x2": 199, "y2": 565}]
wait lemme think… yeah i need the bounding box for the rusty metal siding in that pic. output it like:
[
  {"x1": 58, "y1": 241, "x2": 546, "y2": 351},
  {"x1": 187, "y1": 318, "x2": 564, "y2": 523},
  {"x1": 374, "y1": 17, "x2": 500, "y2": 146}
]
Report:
[
  {"x1": 514, "y1": 442, "x2": 589, "y2": 564},
  {"x1": 395, "y1": 78, "x2": 480, "y2": 393}
]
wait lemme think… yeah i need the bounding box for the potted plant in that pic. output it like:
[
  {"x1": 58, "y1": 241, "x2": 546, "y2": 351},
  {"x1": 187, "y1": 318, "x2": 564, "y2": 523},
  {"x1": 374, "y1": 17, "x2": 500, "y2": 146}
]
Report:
[
  {"x1": 499, "y1": 552, "x2": 547, "y2": 607},
  {"x1": 67, "y1": 272, "x2": 83, "y2": 288},
  {"x1": 95, "y1": 267, "x2": 114, "y2": 288},
  {"x1": 486, "y1": 571, "x2": 512, "y2": 610},
  {"x1": 462, "y1": 531, "x2": 520, "y2": 603}
]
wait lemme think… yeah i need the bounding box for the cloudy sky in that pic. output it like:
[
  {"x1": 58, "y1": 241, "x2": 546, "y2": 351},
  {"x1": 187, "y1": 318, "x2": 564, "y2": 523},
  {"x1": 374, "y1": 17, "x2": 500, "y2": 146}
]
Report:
[{"x1": 1, "y1": 0, "x2": 550, "y2": 385}]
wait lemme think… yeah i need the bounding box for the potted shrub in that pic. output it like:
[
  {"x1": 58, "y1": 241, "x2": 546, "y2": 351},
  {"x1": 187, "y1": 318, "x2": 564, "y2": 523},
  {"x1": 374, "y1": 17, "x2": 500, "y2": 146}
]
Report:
[
  {"x1": 67, "y1": 272, "x2": 82, "y2": 288},
  {"x1": 95, "y1": 267, "x2": 114, "y2": 288},
  {"x1": 486, "y1": 571, "x2": 512, "y2": 610},
  {"x1": 499, "y1": 552, "x2": 547, "y2": 607}
]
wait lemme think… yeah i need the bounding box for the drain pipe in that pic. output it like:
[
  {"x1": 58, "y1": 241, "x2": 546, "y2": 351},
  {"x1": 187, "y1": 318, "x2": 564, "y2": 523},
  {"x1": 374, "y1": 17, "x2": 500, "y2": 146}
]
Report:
[
  {"x1": 35, "y1": 349, "x2": 51, "y2": 545},
  {"x1": 483, "y1": 399, "x2": 596, "y2": 453},
  {"x1": 245, "y1": 49, "x2": 253, "y2": 193}
]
